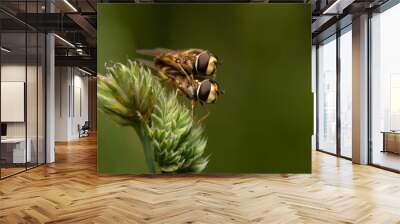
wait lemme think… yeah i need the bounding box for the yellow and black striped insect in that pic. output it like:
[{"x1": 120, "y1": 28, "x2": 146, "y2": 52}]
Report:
[
  {"x1": 154, "y1": 66, "x2": 222, "y2": 102},
  {"x1": 175, "y1": 77, "x2": 223, "y2": 122},
  {"x1": 136, "y1": 48, "x2": 221, "y2": 80},
  {"x1": 136, "y1": 48, "x2": 224, "y2": 122}
]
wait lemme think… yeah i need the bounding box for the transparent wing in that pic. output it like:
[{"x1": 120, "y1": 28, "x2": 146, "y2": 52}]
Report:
[
  {"x1": 135, "y1": 58, "x2": 158, "y2": 71},
  {"x1": 135, "y1": 58, "x2": 171, "y2": 80},
  {"x1": 136, "y1": 48, "x2": 175, "y2": 57}
]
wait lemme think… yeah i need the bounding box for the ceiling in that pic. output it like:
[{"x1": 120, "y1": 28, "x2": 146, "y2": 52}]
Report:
[{"x1": 0, "y1": 0, "x2": 395, "y2": 72}]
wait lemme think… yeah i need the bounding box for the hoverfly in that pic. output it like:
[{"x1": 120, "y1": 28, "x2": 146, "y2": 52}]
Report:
[
  {"x1": 136, "y1": 48, "x2": 221, "y2": 80},
  {"x1": 163, "y1": 69, "x2": 223, "y2": 121},
  {"x1": 135, "y1": 49, "x2": 223, "y2": 122}
]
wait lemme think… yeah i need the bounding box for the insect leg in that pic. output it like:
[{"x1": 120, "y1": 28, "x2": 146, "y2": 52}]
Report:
[
  {"x1": 175, "y1": 88, "x2": 183, "y2": 97},
  {"x1": 177, "y1": 64, "x2": 192, "y2": 81},
  {"x1": 158, "y1": 67, "x2": 170, "y2": 80},
  {"x1": 191, "y1": 100, "x2": 197, "y2": 118},
  {"x1": 197, "y1": 104, "x2": 210, "y2": 123}
]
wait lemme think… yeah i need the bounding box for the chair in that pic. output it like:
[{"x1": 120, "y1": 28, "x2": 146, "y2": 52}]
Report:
[{"x1": 79, "y1": 121, "x2": 90, "y2": 138}]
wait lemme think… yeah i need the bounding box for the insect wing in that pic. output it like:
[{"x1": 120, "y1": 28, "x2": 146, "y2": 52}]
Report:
[{"x1": 136, "y1": 48, "x2": 174, "y2": 57}]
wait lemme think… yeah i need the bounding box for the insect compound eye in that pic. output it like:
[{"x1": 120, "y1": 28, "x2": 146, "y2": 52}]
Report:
[
  {"x1": 196, "y1": 51, "x2": 211, "y2": 74},
  {"x1": 197, "y1": 79, "x2": 212, "y2": 102}
]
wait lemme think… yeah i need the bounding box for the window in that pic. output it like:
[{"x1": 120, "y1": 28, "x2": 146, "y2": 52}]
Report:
[
  {"x1": 0, "y1": 2, "x2": 46, "y2": 179},
  {"x1": 339, "y1": 28, "x2": 352, "y2": 158},
  {"x1": 370, "y1": 3, "x2": 400, "y2": 171},
  {"x1": 316, "y1": 26, "x2": 353, "y2": 158},
  {"x1": 317, "y1": 35, "x2": 337, "y2": 154}
]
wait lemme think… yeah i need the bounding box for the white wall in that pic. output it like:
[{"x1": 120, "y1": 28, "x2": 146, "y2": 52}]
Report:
[
  {"x1": 1, "y1": 65, "x2": 38, "y2": 138},
  {"x1": 55, "y1": 67, "x2": 89, "y2": 141},
  {"x1": 1, "y1": 63, "x2": 46, "y2": 164},
  {"x1": 1, "y1": 65, "x2": 26, "y2": 140},
  {"x1": 55, "y1": 66, "x2": 70, "y2": 141}
]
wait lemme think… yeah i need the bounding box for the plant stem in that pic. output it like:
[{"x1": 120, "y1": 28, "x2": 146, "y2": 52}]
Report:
[{"x1": 134, "y1": 125, "x2": 156, "y2": 174}]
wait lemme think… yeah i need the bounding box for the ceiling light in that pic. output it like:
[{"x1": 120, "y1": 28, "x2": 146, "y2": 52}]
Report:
[
  {"x1": 322, "y1": 0, "x2": 342, "y2": 14},
  {"x1": 63, "y1": 0, "x2": 78, "y2": 12},
  {"x1": 322, "y1": 0, "x2": 355, "y2": 15},
  {"x1": 78, "y1": 67, "x2": 92, "y2": 76},
  {"x1": 54, "y1": 34, "x2": 75, "y2": 48},
  {"x1": 76, "y1": 48, "x2": 86, "y2": 56},
  {"x1": 1, "y1": 47, "x2": 11, "y2": 53}
]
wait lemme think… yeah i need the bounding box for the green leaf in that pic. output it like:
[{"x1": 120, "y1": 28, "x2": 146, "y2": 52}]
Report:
[{"x1": 98, "y1": 60, "x2": 210, "y2": 174}]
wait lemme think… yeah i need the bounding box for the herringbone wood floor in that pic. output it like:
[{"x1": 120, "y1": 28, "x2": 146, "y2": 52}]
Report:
[{"x1": 1, "y1": 135, "x2": 400, "y2": 224}]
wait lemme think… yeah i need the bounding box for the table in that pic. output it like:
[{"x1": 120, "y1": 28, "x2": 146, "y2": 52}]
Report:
[
  {"x1": 381, "y1": 131, "x2": 400, "y2": 154},
  {"x1": 1, "y1": 138, "x2": 31, "y2": 164}
]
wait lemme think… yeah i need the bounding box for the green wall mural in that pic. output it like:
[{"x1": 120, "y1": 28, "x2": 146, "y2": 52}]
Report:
[{"x1": 97, "y1": 3, "x2": 312, "y2": 174}]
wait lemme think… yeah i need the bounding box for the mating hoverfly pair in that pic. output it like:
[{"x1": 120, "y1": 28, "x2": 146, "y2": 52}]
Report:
[{"x1": 136, "y1": 48, "x2": 223, "y2": 122}]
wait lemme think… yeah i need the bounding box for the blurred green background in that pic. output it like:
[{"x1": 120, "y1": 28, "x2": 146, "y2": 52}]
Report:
[{"x1": 97, "y1": 4, "x2": 312, "y2": 174}]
